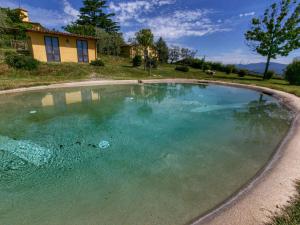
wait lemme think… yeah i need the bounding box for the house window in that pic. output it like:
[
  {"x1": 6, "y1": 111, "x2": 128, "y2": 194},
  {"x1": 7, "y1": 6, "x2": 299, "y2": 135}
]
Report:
[
  {"x1": 77, "y1": 40, "x2": 89, "y2": 63},
  {"x1": 44, "y1": 36, "x2": 61, "y2": 62}
]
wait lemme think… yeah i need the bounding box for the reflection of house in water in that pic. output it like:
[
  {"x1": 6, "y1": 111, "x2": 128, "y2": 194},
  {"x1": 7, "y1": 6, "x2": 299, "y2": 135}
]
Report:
[{"x1": 41, "y1": 89, "x2": 100, "y2": 107}]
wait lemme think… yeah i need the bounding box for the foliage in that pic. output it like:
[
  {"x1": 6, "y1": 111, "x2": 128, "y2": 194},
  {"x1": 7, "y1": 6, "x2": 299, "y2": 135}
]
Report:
[
  {"x1": 190, "y1": 58, "x2": 204, "y2": 69},
  {"x1": 64, "y1": 24, "x2": 96, "y2": 36},
  {"x1": 0, "y1": 8, "x2": 33, "y2": 48},
  {"x1": 135, "y1": 29, "x2": 154, "y2": 71},
  {"x1": 245, "y1": 0, "x2": 300, "y2": 79},
  {"x1": 175, "y1": 66, "x2": 189, "y2": 72},
  {"x1": 135, "y1": 29, "x2": 154, "y2": 50},
  {"x1": 90, "y1": 59, "x2": 105, "y2": 66},
  {"x1": 238, "y1": 69, "x2": 247, "y2": 77},
  {"x1": 78, "y1": 0, "x2": 119, "y2": 33},
  {"x1": 285, "y1": 60, "x2": 300, "y2": 85},
  {"x1": 132, "y1": 55, "x2": 142, "y2": 67},
  {"x1": 168, "y1": 46, "x2": 181, "y2": 64},
  {"x1": 225, "y1": 64, "x2": 236, "y2": 74},
  {"x1": 4, "y1": 51, "x2": 39, "y2": 70},
  {"x1": 146, "y1": 57, "x2": 158, "y2": 69},
  {"x1": 181, "y1": 48, "x2": 197, "y2": 60},
  {"x1": 202, "y1": 63, "x2": 211, "y2": 71},
  {"x1": 265, "y1": 70, "x2": 275, "y2": 80},
  {"x1": 96, "y1": 28, "x2": 124, "y2": 56},
  {"x1": 155, "y1": 37, "x2": 169, "y2": 63}
]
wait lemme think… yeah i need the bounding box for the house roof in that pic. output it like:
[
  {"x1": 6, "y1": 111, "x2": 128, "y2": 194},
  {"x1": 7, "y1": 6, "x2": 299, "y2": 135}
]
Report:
[{"x1": 26, "y1": 29, "x2": 98, "y2": 40}]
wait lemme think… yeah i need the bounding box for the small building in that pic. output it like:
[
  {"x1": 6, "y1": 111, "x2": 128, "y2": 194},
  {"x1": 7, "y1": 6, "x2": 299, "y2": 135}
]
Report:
[
  {"x1": 121, "y1": 44, "x2": 157, "y2": 59},
  {"x1": 19, "y1": 8, "x2": 97, "y2": 63},
  {"x1": 26, "y1": 29, "x2": 97, "y2": 63}
]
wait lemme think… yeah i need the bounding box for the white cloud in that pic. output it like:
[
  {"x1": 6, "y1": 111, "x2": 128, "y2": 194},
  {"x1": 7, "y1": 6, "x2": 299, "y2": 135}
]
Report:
[
  {"x1": 207, "y1": 49, "x2": 263, "y2": 64},
  {"x1": 0, "y1": 0, "x2": 77, "y2": 28},
  {"x1": 206, "y1": 48, "x2": 298, "y2": 64},
  {"x1": 146, "y1": 9, "x2": 230, "y2": 40},
  {"x1": 239, "y1": 12, "x2": 255, "y2": 17},
  {"x1": 62, "y1": 0, "x2": 79, "y2": 21},
  {"x1": 109, "y1": 0, "x2": 174, "y2": 23}
]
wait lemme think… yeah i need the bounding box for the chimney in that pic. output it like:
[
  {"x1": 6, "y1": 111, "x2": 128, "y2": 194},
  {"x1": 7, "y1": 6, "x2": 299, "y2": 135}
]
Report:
[{"x1": 17, "y1": 8, "x2": 29, "y2": 22}]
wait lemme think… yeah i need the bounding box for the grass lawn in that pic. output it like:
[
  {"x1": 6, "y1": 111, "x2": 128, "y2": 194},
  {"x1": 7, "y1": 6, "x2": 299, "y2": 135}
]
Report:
[
  {"x1": 267, "y1": 181, "x2": 300, "y2": 225},
  {"x1": 1, "y1": 55, "x2": 300, "y2": 97}
]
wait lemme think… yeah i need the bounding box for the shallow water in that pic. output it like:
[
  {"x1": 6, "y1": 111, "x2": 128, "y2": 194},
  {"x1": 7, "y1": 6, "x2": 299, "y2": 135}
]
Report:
[{"x1": 0, "y1": 84, "x2": 293, "y2": 225}]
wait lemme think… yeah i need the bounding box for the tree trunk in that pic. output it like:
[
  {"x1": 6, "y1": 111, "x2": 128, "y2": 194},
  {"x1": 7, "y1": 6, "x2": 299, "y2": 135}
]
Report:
[
  {"x1": 263, "y1": 55, "x2": 271, "y2": 80},
  {"x1": 143, "y1": 48, "x2": 147, "y2": 71}
]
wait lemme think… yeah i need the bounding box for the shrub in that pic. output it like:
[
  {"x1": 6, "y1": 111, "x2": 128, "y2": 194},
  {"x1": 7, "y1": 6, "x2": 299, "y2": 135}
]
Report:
[
  {"x1": 265, "y1": 70, "x2": 275, "y2": 80},
  {"x1": 175, "y1": 66, "x2": 189, "y2": 72},
  {"x1": 4, "y1": 51, "x2": 39, "y2": 70},
  {"x1": 225, "y1": 64, "x2": 235, "y2": 74},
  {"x1": 210, "y1": 62, "x2": 224, "y2": 71},
  {"x1": 285, "y1": 61, "x2": 300, "y2": 85},
  {"x1": 238, "y1": 69, "x2": 247, "y2": 77},
  {"x1": 90, "y1": 59, "x2": 105, "y2": 66},
  {"x1": 202, "y1": 63, "x2": 211, "y2": 71},
  {"x1": 132, "y1": 55, "x2": 142, "y2": 67},
  {"x1": 190, "y1": 59, "x2": 204, "y2": 69}
]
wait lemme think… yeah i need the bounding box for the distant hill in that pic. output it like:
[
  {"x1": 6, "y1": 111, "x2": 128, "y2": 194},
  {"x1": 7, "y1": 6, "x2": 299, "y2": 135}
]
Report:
[{"x1": 235, "y1": 62, "x2": 287, "y2": 75}]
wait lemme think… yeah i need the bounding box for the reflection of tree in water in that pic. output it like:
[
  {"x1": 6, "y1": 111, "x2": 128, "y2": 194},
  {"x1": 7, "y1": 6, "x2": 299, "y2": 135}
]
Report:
[
  {"x1": 234, "y1": 94, "x2": 292, "y2": 141},
  {"x1": 132, "y1": 83, "x2": 207, "y2": 103},
  {"x1": 132, "y1": 83, "x2": 207, "y2": 117}
]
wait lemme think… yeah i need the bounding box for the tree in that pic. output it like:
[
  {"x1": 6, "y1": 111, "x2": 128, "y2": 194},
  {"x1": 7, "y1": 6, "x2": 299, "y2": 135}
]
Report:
[
  {"x1": 135, "y1": 29, "x2": 154, "y2": 71},
  {"x1": 285, "y1": 60, "x2": 300, "y2": 84},
  {"x1": 245, "y1": 0, "x2": 300, "y2": 79},
  {"x1": 155, "y1": 37, "x2": 169, "y2": 63},
  {"x1": 64, "y1": 0, "x2": 119, "y2": 34},
  {"x1": 64, "y1": 24, "x2": 96, "y2": 36},
  {"x1": 78, "y1": 0, "x2": 119, "y2": 32},
  {"x1": 95, "y1": 28, "x2": 124, "y2": 56},
  {"x1": 168, "y1": 46, "x2": 180, "y2": 64},
  {"x1": 180, "y1": 48, "x2": 197, "y2": 60},
  {"x1": 0, "y1": 8, "x2": 32, "y2": 47}
]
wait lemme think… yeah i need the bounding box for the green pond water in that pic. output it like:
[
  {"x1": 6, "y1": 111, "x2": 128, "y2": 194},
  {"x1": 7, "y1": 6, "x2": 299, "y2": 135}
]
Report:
[{"x1": 0, "y1": 83, "x2": 293, "y2": 225}]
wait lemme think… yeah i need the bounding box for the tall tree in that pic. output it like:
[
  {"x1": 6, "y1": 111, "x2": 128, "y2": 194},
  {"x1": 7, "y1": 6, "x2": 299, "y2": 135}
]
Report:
[
  {"x1": 64, "y1": 0, "x2": 119, "y2": 34},
  {"x1": 155, "y1": 37, "x2": 169, "y2": 63},
  {"x1": 135, "y1": 29, "x2": 154, "y2": 71},
  {"x1": 245, "y1": 0, "x2": 300, "y2": 79}
]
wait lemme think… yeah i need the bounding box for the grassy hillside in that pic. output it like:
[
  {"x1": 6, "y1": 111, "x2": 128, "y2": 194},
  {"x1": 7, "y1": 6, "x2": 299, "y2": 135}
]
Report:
[{"x1": 0, "y1": 55, "x2": 300, "y2": 97}]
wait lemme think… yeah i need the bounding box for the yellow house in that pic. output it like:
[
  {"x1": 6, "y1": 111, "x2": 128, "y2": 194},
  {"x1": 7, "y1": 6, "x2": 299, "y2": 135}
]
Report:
[
  {"x1": 19, "y1": 9, "x2": 97, "y2": 63},
  {"x1": 121, "y1": 44, "x2": 157, "y2": 59},
  {"x1": 26, "y1": 29, "x2": 97, "y2": 63}
]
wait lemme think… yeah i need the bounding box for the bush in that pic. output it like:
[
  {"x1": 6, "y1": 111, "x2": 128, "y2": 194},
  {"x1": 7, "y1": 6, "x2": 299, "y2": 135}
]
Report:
[
  {"x1": 225, "y1": 65, "x2": 235, "y2": 74},
  {"x1": 175, "y1": 66, "x2": 189, "y2": 72},
  {"x1": 285, "y1": 61, "x2": 300, "y2": 85},
  {"x1": 90, "y1": 59, "x2": 105, "y2": 66},
  {"x1": 190, "y1": 59, "x2": 204, "y2": 69},
  {"x1": 265, "y1": 70, "x2": 275, "y2": 80},
  {"x1": 202, "y1": 63, "x2": 211, "y2": 71},
  {"x1": 238, "y1": 69, "x2": 247, "y2": 77},
  {"x1": 210, "y1": 62, "x2": 224, "y2": 71},
  {"x1": 132, "y1": 55, "x2": 142, "y2": 67},
  {"x1": 4, "y1": 51, "x2": 39, "y2": 70}
]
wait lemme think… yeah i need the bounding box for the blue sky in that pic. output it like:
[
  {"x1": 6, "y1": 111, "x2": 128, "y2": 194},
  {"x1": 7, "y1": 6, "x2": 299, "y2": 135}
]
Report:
[{"x1": 1, "y1": 0, "x2": 299, "y2": 64}]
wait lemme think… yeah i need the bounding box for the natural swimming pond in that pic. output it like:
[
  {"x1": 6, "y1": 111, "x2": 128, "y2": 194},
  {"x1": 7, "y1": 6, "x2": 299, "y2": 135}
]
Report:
[{"x1": 0, "y1": 83, "x2": 293, "y2": 225}]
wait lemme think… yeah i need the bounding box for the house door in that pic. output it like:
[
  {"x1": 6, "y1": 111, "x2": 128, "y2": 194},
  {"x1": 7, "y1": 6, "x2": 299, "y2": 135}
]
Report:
[
  {"x1": 77, "y1": 40, "x2": 89, "y2": 63},
  {"x1": 45, "y1": 36, "x2": 61, "y2": 62}
]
